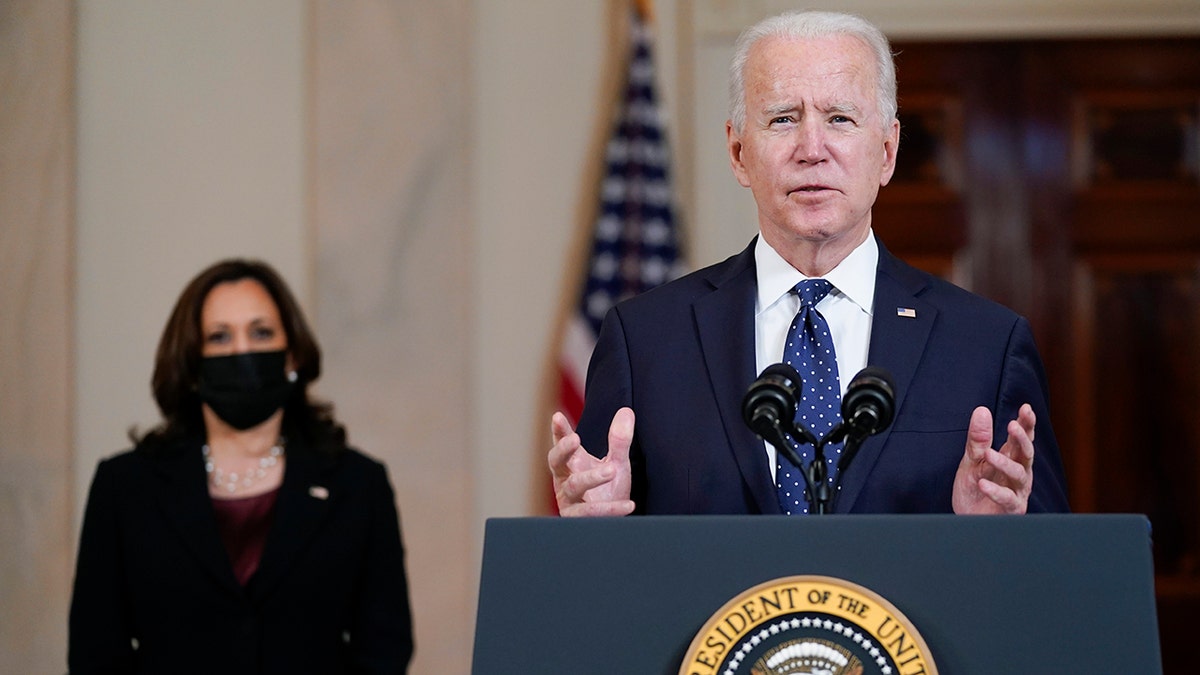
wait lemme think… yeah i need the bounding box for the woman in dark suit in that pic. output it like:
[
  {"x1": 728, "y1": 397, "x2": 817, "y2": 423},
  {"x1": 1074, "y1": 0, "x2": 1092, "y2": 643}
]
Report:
[{"x1": 68, "y1": 259, "x2": 414, "y2": 674}]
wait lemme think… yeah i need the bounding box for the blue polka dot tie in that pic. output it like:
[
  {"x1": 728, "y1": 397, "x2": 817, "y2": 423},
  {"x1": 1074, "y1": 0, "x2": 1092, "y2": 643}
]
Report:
[{"x1": 776, "y1": 279, "x2": 843, "y2": 515}]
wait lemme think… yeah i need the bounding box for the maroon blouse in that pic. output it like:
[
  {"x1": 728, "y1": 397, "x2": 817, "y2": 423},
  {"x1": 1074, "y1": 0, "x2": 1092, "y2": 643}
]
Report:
[{"x1": 210, "y1": 488, "x2": 280, "y2": 586}]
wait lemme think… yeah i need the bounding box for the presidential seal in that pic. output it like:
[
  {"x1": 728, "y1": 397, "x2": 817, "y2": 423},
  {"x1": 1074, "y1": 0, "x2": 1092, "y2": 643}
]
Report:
[{"x1": 679, "y1": 576, "x2": 936, "y2": 675}]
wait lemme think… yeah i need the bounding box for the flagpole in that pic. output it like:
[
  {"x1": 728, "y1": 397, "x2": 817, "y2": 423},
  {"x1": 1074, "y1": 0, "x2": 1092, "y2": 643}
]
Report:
[
  {"x1": 538, "y1": 0, "x2": 685, "y2": 515},
  {"x1": 533, "y1": 0, "x2": 633, "y2": 515}
]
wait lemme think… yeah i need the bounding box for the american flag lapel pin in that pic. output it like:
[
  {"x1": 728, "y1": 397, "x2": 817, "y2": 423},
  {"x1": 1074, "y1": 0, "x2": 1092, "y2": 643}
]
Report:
[
  {"x1": 309, "y1": 486, "x2": 329, "y2": 500},
  {"x1": 897, "y1": 307, "x2": 917, "y2": 318}
]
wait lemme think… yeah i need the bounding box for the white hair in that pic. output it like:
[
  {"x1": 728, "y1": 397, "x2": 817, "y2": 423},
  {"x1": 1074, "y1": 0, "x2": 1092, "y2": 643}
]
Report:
[{"x1": 728, "y1": 10, "x2": 897, "y2": 133}]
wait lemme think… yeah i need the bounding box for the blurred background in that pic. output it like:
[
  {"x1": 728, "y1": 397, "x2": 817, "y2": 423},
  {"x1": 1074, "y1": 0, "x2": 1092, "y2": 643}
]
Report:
[{"x1": 3, "y1": 1, "x2": 1199, "y2": 673}]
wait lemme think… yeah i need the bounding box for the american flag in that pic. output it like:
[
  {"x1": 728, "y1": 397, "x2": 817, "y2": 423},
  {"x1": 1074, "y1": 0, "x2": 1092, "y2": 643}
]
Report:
[{"x1": 556, "y1": 7, "x2": 685, "y2": 467}]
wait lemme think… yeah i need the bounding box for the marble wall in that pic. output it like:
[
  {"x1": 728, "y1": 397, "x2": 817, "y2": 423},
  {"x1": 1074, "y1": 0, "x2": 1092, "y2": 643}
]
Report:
[
  {"x1": 0, "y1": 2, "x2": 74, "y2": 672},
  {"x1": 311, "y1": 1, "x2": 473, "y2": 669}
]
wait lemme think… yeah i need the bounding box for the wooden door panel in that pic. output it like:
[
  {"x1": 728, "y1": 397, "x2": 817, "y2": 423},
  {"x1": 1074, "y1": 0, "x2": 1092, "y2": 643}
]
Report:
[
  {"x1": 891, "y1": 38, "x2": 1200, "y2": 674},
  {"x1": 1070, "y1": 257, "x2": 1200, "y2": 547}
]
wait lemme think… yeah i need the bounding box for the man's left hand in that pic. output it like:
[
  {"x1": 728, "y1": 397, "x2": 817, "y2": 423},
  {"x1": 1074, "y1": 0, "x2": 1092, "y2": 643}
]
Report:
[{"x1": 952, "y1": 403, "x2": 1036, "y2": 514}]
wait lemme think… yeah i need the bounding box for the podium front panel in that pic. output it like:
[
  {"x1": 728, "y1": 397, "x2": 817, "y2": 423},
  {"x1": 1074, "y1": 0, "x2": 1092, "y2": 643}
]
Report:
[{"x1": 472, "y1": 514, "x2": 1159, "y2": 674}]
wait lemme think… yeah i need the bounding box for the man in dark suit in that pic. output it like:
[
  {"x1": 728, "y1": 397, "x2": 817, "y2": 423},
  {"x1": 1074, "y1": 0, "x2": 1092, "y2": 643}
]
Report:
[{"x1": 548, "y1": 10, "x2": 1069, "y2": 516}]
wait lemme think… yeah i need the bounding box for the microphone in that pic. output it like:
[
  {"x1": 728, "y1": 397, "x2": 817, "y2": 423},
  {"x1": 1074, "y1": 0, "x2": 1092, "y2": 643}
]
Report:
[
  {"x1": 840, "y1": 366, "x2": 895, "y2": 440},
  {"x1": 832, "y1": 366, "x2": 895, "y2": 472},
  {"x1": 742, "y1": 363, "x2": 801, "y2": 436},
  {"x1": 741, "y1": 364, "x2": 814, "y2": 468}
]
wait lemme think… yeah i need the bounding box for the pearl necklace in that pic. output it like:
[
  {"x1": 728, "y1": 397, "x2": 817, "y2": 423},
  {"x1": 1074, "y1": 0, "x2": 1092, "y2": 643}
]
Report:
[{"x1": 202, "y1": 438, "x2": 285, "y2": 494}]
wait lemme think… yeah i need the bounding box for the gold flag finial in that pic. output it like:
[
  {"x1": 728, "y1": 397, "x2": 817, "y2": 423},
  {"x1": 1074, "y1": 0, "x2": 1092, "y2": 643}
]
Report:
[{"x1": 634, "y1": 0, "x2": 654, "y2": 22}]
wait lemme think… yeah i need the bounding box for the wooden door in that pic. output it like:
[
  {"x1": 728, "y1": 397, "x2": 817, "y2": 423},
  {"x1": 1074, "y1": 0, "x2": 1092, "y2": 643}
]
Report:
[{"x1": 876, "y1": 38, "x2": 1200, "y2": 674}]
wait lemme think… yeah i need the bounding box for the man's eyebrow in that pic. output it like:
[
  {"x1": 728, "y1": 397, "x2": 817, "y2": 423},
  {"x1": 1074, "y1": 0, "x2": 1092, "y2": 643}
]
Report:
[
  {"x1": 821, "y1": 102, "x2": 861, "y2": 115},
  {"x1": 763, "y1": 103, "x2": 800, "y2": 117}
]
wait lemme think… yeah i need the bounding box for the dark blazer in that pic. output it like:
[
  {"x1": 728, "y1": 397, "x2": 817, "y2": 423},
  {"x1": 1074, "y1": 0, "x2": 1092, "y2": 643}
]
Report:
[
  {"x1": 576, "y1": 237, "x2": 1070, "y2": 515},
  {"x1": 68, "y1": 430, "x2": 413, "y2": 674}
]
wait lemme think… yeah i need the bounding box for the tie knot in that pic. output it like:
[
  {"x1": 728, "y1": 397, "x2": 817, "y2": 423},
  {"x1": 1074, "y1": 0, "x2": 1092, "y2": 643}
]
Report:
[{"x1": 793, "y1": 279, "x2": 833, "y2": 308}]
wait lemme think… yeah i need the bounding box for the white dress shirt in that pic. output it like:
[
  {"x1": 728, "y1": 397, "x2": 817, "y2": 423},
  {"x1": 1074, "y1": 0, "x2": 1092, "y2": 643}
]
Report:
[{"x1": 754, "y1": 232, "x2": 878, "y2": 476}]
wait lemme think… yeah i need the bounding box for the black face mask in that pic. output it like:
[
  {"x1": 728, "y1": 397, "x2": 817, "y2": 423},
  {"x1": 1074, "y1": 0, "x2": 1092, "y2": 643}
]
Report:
[{"x1": 196, "y1": 350, "x2": 295, "y2": 430}]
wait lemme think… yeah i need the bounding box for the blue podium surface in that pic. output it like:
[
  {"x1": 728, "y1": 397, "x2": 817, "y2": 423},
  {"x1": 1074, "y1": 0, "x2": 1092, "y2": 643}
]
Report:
[{"x1": 472, "y1": 514, "x2": 1159, "y2": 674}]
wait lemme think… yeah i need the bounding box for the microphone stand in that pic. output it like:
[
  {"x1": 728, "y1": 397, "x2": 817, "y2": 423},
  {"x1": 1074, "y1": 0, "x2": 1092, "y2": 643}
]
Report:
[
  {"x1": 764, "y1": 421, "x2": 837, "y2": 515},
  {"x1": 773, "y1": 422, "x2": 868, "y2": 515},
  {"x1": 806, "y1": 440, "x2": 831, "y2": 515},
  {"x1": 824, "y1": 408, "x2": 885, "y2": 505}
]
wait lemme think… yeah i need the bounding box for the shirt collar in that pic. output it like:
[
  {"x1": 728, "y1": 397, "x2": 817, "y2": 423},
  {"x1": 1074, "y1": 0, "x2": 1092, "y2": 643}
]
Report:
[{"x1": 754, "y1": 232, "x2": 878, "y2": 316}]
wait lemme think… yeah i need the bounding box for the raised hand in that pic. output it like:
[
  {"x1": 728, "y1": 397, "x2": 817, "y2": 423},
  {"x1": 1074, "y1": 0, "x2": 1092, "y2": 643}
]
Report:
[
  {"x1": 952, "y1": 403, "x2": 1036, "y2": 514},
  {"x1": 548, "y1": 407, "x2": 636, "y2": 517}
]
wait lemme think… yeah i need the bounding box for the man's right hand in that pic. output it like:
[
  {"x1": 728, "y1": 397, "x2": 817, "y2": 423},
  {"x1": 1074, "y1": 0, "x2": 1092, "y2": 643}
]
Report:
[{"x1": 548, "y1": 407, "x2": 636, "y2": 517}]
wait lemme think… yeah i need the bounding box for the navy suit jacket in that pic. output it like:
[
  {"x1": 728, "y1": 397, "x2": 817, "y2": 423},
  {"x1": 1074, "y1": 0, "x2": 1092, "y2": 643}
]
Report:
[
  {"x1": 68, "y1": 430, "x2": 413, "y2": 674},
  {"x1": 576, "y1": 237, "x2": 1070, "y2": 514}
]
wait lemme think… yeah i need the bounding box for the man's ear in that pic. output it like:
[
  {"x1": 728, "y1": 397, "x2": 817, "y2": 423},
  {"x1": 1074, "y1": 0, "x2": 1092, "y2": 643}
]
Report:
[
  {"x1": 879, "y1": 117, "x2": 900, "y2": 187},
  {"x1": 727, "y1": 120, "x2": 751, "y2": 188}
]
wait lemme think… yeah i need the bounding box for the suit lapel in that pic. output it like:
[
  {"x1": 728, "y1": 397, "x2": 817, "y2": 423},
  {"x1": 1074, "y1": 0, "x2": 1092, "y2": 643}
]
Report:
[
  {"x1": 249, "y1": 436, "x2": 334, "y2": 603},
  {"x1": 835, "y1": 243, "x2": 936, "y2": 512},
  {"x1": 694, "y1": 240, "x2": 782, "y2": 514},
  {"x1": 150, "y1": 437, "x2": 243, "y2": 594}
]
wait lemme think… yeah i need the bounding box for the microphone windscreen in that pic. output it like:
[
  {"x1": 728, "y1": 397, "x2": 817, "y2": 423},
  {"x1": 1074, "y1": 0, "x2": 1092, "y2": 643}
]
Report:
[
  {"x1": 741, "y1": 363, "x2": 803, "y2": 429},
  {"x1": 843, "y1": 366, "x2": 895, "y2": 434}
]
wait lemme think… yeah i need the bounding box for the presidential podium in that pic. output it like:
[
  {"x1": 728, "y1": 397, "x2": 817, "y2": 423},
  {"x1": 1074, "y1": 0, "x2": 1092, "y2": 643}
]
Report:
[{"x1": 471, "y1": 514, "x2": 1160, "y2": 674}]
